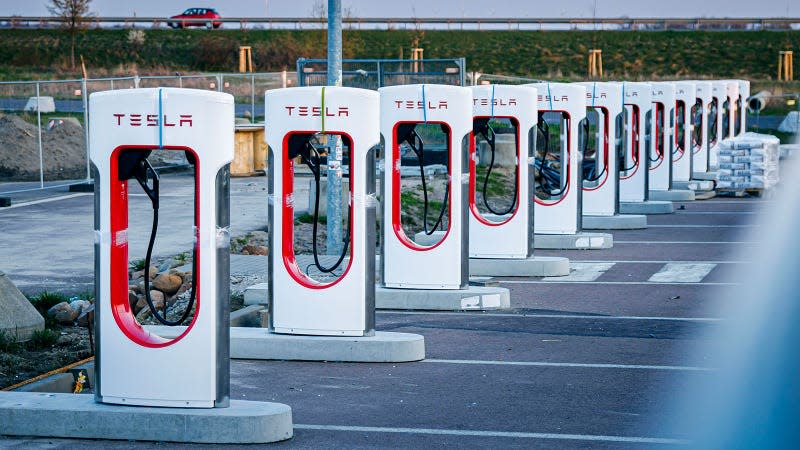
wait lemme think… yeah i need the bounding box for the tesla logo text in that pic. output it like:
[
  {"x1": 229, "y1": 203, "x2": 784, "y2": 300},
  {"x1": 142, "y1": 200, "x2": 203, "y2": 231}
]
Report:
[
  {"x1": 652, "y1": 90, "x2": 664, "y2": 95},
  {"x1": 586, "y1": 92, "x2": 608, "y2": 100},
  {"x1": 473, "y1": 98, "x2": 517, "y2": 106},
  {"x1": 538, "y1": 95, "x2": 569, "y2": 102},
  {"x1": 394, "y1": 100, "x2": 448, "y2": 109},
  {"x1": 113, "y1": 114, "x2": 193, "y2": 127},
  {"x1": 285, "y1": 106, "x2": 349, "y2": 117},
  {"x1": 625, "y1": 92, "x2": 639, "y2": 97}
]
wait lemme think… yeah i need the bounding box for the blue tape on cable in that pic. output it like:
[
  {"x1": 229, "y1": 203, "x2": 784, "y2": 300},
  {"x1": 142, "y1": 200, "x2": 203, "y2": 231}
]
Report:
[
  {"x1": 158, "y1": 88, "x2": 164, "y2": 149},
  {"x1": 547, "y1": 82, "x2": 553, "y2": 111},
  {"x1": 490, "y1": 84, "x2": 496, "y2": 118}
]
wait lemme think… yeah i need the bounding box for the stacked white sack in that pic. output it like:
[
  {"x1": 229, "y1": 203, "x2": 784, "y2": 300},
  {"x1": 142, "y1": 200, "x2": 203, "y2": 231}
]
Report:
[{"x1": 716, "y1": 132, "x2": 780, "y2": 191}]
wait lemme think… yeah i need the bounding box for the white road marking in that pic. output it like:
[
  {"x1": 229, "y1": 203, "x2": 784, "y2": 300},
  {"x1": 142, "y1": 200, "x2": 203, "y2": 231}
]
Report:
[
  {"x1": 646, "y1": 224, "x2": 758, "y2": 228},
  {"x1": 501, "y1": 280, "x2": 738, "y2": 286},
  {"x1": 615, "y1": 241, "x2": 758, "y2": 244},
  {"x1": 377, "y1": 310, "x2": 723, "y2": 322},
  {"x1": 0, "y1": 193, "x2": 91, "y2": 210},
  {"x1": 675, "y1": 211, "x2": 758, "y2": 215},
  {"x1": 568, "y1": 260, "x2": 746, "y2": 264},
  {"x1": 648, "y1": 263, "x2": 717, "y2": 283},
  {"x1": 423, "y1": 358, "x2": 713, "y2": 372},
  {"x1": 294, "y1": 423, "x2": 688, "y2": 444},
  {"x1": 542, "y1": 262, "x2": 614, "y2": 282},
  {"x1": 294, "y1": 424, "x2": 690, "y2": 445}
]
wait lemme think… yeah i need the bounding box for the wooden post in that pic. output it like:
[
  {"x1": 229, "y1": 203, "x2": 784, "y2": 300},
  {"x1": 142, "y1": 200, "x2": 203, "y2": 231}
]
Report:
[
  {"x1": 588, "y1": 49, "x2": 603, "y2": 79},
  {"x1": 412, "y1": 47, "x2": 424, "y2": 73},
  {"x1": 779, "y1": 51, "x2": 794, "y2": 81},
  {"x1": 239, "y1": 46, "x2": 253, "y2": 73}
]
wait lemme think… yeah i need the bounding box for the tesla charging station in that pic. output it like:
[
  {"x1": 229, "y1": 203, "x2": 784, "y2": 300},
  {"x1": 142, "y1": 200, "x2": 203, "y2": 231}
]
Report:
[
  {"x1": 708, "y1": 80, "x2": 728, "y2": 171},
  {"x1": 376, "y1": 84, "x2": 511, "y2": 310},
  {"x1": 577, "y1": 82, "x2": 646, "y2": 230},
  {"x1": 527, "y1": 82, "x2": 612, "y2": 249},
  {"x1": 91, "y1": 88, "x2": 232, "y2": 408},
  {"x1": 467, "y1": 84, "x2": 569, "y2": 276},
  {"x1": 724, "y1": 81, "x2": 740, "y2": 142},
  {"x1": 691, "y1": 81, "x2": 714, "y2": 178},
  {"x1": 672, "y1": 81, "x2": 695, "y2": 186},
  {"x1": 648, "y1": 83, "x2": 694, "y2": 201},
  {"x1": 737, "y1": 80, "x2": 750, "y2": 136},
  {"x1": 0, "y1": 87, "x2": 298, "y2": 444},
  {"x1": 617, "y1": 82, "x2": 674, "y2": 215},
  {"x1": 265, "y1": 86, "x2": 377, "y2": 337}
]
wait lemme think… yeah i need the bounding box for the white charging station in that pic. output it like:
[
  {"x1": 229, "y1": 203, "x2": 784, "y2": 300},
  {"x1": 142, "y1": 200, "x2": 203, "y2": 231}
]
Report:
[
  {"x1": 91, "y1": 88, "x2": 232, "y2": 409},
  {"x1": 617, "y1": 82, "x2": 674, "y2": 215},
  {"x1": 648, "y1": 82, "x2": 695, "y2": 201},
  {"x1": 376, "y1": 84, "x2": 511, "y2": 310},
  {"x1": 737, "y1": 80, "x2": 750, "y2": 136},
  {"x1": 467, "y1": 84, "x2": 569, "y2": 276},
  {"x1": 0, "y1": 88, "x2": 296, "y2": 444},
  {"x1": 265, "y1": 86, "x2": 377, "y2": 337},
  {"x1": 672, "y1": 81, "x2": 695, "y2": 184},
  {"x1": 577, "y1": 82, "x2": 646, "y2": 230},
  {"x1": 723, "y1": 81, "x2": 740, "y2": 142},
  {"x1": 527, "y1": 82, "x2": 612, "y2": 249},
  {"x1": 708, "y1": 80, "x2": 728, "y2": 170},
  {"x1": 691, "y1": 81, "x2": 714, "y2": 178}
]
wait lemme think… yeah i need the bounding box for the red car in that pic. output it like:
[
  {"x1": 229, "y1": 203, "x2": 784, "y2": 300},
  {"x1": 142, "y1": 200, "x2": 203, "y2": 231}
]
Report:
[{"x1": 168, "y1": 8, "x2": 222, "y2": 29}]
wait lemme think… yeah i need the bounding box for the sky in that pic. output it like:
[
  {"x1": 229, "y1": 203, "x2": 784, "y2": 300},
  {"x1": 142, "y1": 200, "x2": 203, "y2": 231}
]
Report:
[{"x1": 2, "y1": 0, "x2": 797, "y2": 18}]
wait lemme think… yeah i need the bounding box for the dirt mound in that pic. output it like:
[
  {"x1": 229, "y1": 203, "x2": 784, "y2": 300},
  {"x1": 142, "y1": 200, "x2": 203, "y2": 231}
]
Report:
[{"x1": 0, "y1": 114, "x2": 86, "y2": 181}]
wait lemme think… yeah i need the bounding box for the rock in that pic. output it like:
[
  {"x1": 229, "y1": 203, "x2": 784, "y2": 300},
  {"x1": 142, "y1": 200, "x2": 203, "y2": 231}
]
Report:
[
  {"x1": 129, "y1": 283, "x2": 141, "y2": 294},
  {"x1": 77, "y1": 304, "x2": 94, "y2": 327},
  {"x1": 70, "y1": 299, "x2": 91, "y2": 315},
  {"x1": 242, "y1": 244, "x2": 268, "y2": 256},
  {"x1": 128, "y1": 291, "x2": 138, "y2": 310},
  {"x1": 47, "y1": 301, "x2": 79, "y2": 324},
  {"x1": 1, "y1": 273, "x2": 45, "y2": 342},
  {"x1": 175, "y1": 281, "x2": 191, "y2": 298},
  {"x1": 148, "y1": 266, "x2": 158, "y2": 279},
  {"x1": 158, "y1": 259, "x2": 173, "y2": 273},
  {"x1": 136, "y1": 291, "x2": 164, "y2": 311},
  {"x1": 152, "y1": 273, "x2": 182, "y2": 294},
  {"x1": 131, "y1": 270, "x2": 144, "y2": 281}
]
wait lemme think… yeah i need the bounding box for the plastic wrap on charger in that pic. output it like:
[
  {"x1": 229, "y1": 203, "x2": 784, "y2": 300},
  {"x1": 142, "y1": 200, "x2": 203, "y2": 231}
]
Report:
[{"x1": 716, "y1": 132, "x2": 780, "y2": 191}]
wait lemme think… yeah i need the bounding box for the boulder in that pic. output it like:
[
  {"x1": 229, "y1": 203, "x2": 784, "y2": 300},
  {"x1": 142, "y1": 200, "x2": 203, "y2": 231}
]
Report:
[
  {"x1": 0, "y1": 272, "x2": 45, "y2": 341},
  {"x1": 47, "y1": 301, "x2": 79, "y2": 324},
  {"x1": 152, "y1": 273, "x2": 182, "y2": 295},
  {"x1": 242, "y1": 245, "x2": 268, "y2": 256}
]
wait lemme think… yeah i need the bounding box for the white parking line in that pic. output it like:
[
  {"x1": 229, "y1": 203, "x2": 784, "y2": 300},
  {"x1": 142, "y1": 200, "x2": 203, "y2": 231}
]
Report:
[
  {"x1": 0, "y1": 193, "x2": 91, "y2": 210},
  {"x1": 646, "y1": 224, "x2": 758, "y2": 228},
  {"x1": 423, "y1": 359, "x2": 714, "y2": 372},
  {"x1": 377, "y1": 311, "x2": 723, "y2": 322},
  {"x1": 542, "y1": 262, "x2": 614, "y2": 282},
  {"x1": 294, "y1": 424, "x2": 689, "y2": 445},
  {"x1": 649, "y1": 263, "x2": 717, "y2": 283},
  {"x1": 676, "y1": 211, "x2": 758, "y2": 215},
  {"x1": 615, "y1": 241, "x2": 757, "y2": 244},
  {"x1": 570, "y1": 260, "x2": 746, "y2": 264},
  {"x1": 501, "y1": 280, "x2": 739, "y2": 286}
]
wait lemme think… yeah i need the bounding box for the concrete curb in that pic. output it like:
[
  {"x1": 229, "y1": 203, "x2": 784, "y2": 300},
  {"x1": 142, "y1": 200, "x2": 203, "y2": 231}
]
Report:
[
  {"x1": 469, "y1": 256, "x2": 570, "y2": 277},
  {"x1": 692, "y1": 171, "x2": 717, "y2": 181},
  {"x1": 533, "y1": 232, "x2": 613, "y2": 250},
  {"x1": 582, "y1": 214, "x2": 647, "y2": 230},
  {"x1": 0, "y1": 392, "x2": 293, "y2": 444},
  {"x1": 147, "y1": 326, "x2": 426, "y2": 363},
  {"x1": 376, "y1": 285, "x2": 511, "y2": 311},
  {"x1": 649, "y1": 189, "x2": 696, "y2": 201},
  {"x1": 619, "y1": 201, "x2": 675, "y2": 215}
]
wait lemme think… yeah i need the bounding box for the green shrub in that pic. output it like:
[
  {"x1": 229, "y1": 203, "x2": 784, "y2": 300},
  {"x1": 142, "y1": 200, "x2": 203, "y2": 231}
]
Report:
[{"x1": 27, "y1": 329, "x2": 59, "y2": 349}]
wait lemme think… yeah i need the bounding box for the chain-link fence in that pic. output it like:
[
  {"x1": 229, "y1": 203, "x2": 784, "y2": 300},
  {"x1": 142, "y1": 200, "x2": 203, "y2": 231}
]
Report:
[
  {"x1": 297, "y1": 58, "x2": 466, "y2": 89},
  {"x1": 0, "y1": 72, "x2": 295, "y2": 195}
]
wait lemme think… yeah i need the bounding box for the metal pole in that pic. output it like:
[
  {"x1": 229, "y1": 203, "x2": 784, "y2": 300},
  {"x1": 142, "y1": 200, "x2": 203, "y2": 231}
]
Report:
[
  {"x1": 82, "y1": 78, "x2": 90, "y2": 180},
  {"x1": 326, "y1": 0, "x2": 343, "y2": 256},
  {"x1": 36, "y1": 82, "x2": 44, "y2": 189}
]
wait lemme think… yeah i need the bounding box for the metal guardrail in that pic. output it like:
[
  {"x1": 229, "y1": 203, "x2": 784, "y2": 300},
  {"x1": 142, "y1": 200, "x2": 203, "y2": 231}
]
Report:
[
  {"x1": 1, "y1": 16, "x2": 799, "y2": 30},
  {"x1": 297, "y1": 58, "x2": 466, "y2": 89}
]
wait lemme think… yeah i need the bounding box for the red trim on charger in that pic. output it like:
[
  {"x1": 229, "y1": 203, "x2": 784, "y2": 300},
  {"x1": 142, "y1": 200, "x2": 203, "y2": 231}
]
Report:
[
  {"x1": 582, "y1": 107, "x2": 610, "y2": 192},
  {"x1": 534, "y1": 111, "x2": 571, "y2": 207},
  {"x1": 109, "y1": 145, "x2": 200, "y2": 348},
  {"x1": 469, "y1": 116, "x2": 521, "y2": 226}
]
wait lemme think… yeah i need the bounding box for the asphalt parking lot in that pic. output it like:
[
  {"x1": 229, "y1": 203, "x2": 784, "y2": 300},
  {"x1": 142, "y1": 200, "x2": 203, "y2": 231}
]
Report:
[{"x1": 0, "y1": 175, "x2": 764, "y2": 448}]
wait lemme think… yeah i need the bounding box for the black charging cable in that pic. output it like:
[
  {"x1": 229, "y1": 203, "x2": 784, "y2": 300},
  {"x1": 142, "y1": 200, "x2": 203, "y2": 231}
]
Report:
[
  {"x1": 474, "y1": 119, "x2": 517, "y2": 216},
  {"x1": 398, "y1": 125, "x2": 449, "y2": 235}
]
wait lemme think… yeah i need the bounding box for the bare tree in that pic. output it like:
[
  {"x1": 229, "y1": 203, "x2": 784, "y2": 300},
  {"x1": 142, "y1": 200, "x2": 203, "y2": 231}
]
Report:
[{"x1": 47, "y1": 0, "x2": 92, "y2": 69}]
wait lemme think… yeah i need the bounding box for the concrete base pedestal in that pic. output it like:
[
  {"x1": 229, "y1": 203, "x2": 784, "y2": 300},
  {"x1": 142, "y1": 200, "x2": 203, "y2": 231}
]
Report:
[
  {"x1": 692, "y1": 171, "x2": 717, "y2": 181},
  {"x1": 376, "y1": 285, "x2": 510, "y2": 311},
  {"x1": 675, "y1": 180, "x2": 715, "y2": 191},
  {"x1": 533, "y1": 232, "x2": 613, "y2": 250},
  {"x1": 693, "y1": 190, "x2": 717, "y2": 200},
  {"x1": 469, "y1": 256, "x2": 570, "y2": 277},
  {"x1": 148, "y1": 326, "x2": 425, "y2": 363},
  {"x1": 619, "y1": 201, "x2": 674, "y2": 215},
  {"x1": 0, "y1": 392, "x2": 293, "y2": 444},
  {"x1": 649, "y1": 189, "x2": 696, "y2": 201},
  {"x1": 582, "y1": 214, "x2": 647, "y2": 230}
]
